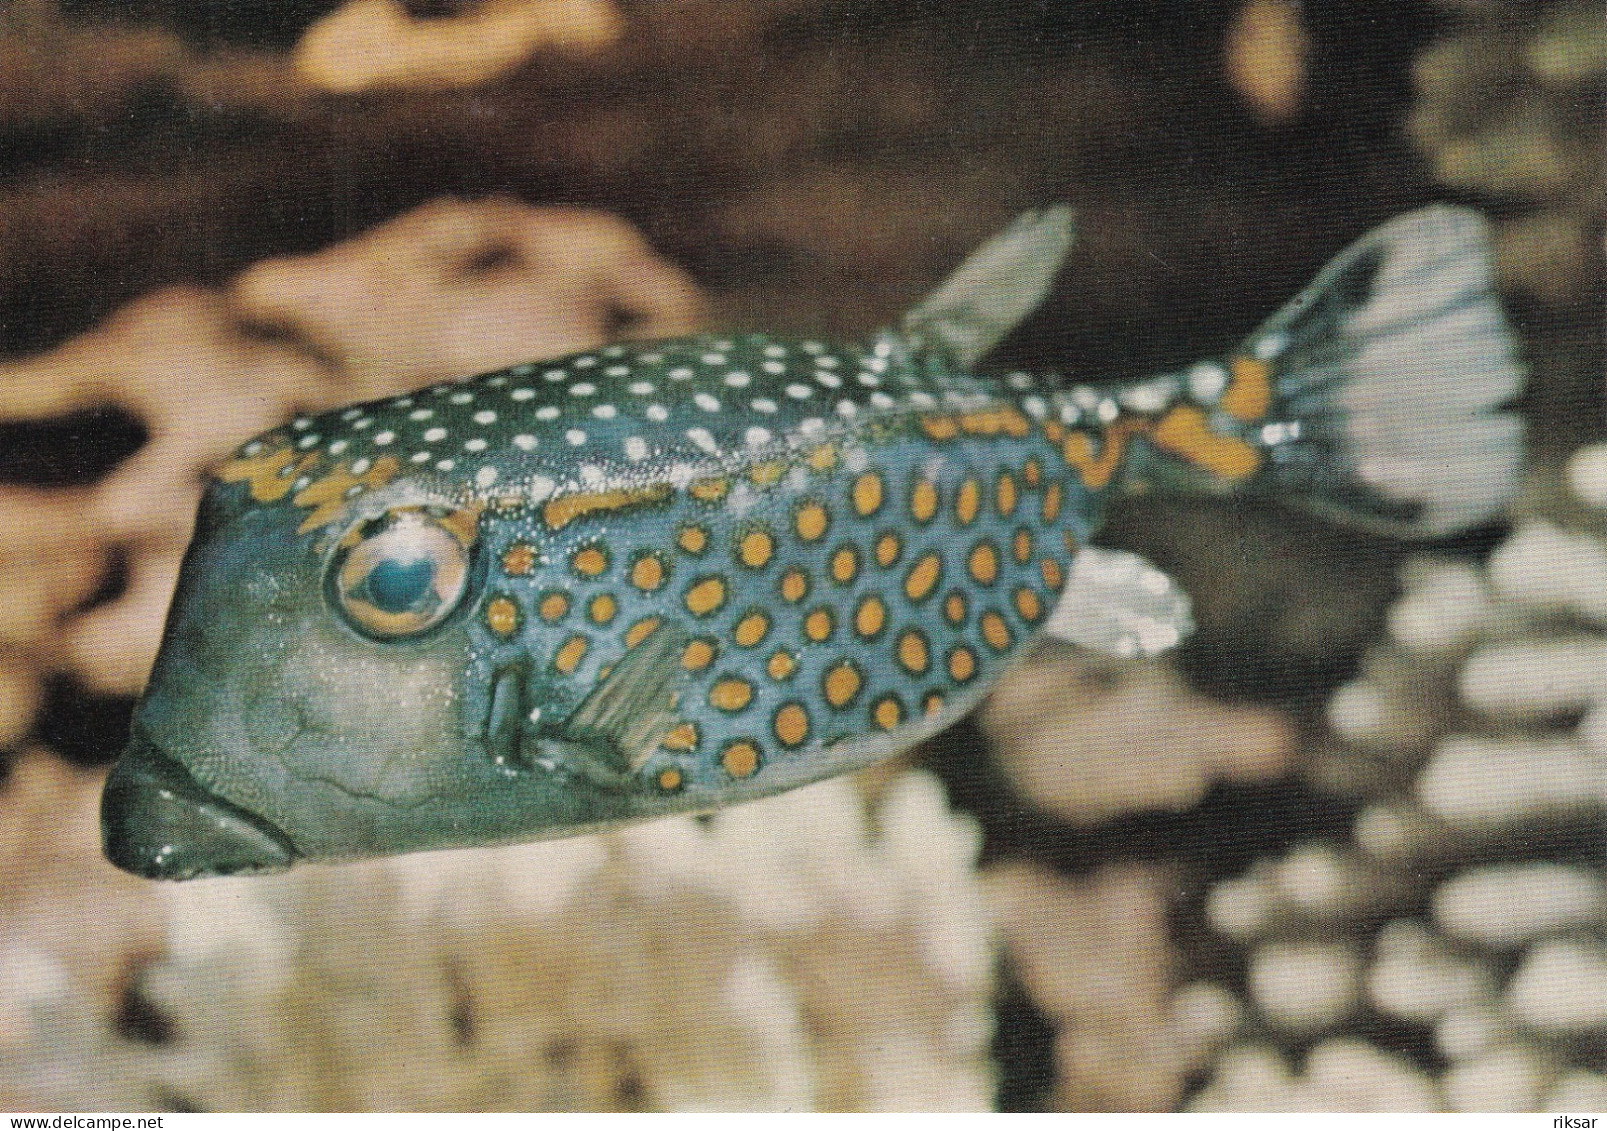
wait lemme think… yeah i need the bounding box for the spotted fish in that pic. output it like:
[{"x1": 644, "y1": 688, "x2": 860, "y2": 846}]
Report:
[{"x1": 102, "y1": 205, "x2": 1524, "y2": 879}]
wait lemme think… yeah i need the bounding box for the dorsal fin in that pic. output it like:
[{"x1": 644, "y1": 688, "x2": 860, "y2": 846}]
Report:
[
  {"x1": 558, "y1": 620, "x2": 690, "y2": 772},
  {"x1": 896, "y1": 206, "x2": 1076, "y2": 370}
]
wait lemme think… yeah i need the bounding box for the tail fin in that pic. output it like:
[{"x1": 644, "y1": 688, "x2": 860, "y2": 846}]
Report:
[{"x1": 1225, "y1": 205, "x2": 1525, "y2": 536}]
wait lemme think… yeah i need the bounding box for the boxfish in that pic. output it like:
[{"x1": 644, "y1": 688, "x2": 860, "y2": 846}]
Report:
[{"x1": 101, "y1": 205, "x2": 1524, "y2": 879}]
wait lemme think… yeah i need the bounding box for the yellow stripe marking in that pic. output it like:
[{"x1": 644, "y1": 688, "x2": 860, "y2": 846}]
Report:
[{"x1": 542, "y1": 484, "x2": 671, "y2": 531}]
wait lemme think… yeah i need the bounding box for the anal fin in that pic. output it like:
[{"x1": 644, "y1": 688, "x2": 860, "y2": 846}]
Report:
[{"x1": 1042, "y1": 547, "x2": 1194, "y2": 658}]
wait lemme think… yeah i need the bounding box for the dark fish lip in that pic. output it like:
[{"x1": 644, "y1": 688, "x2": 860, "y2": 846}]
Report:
[{"x1": 101, "y1": 732, "x2": 297, "y2": 881}]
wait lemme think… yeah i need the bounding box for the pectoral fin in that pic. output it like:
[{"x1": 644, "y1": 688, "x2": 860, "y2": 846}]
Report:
[
  {"x1": 558, "y1": 620, "x2": 691, "y2": 773},
  {"x1": 1042, "y1": 547, "x2": 1194, "y2": 658}
]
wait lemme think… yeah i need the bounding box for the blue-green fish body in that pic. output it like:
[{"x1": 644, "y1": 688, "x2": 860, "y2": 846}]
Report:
[{"x1": 103, "y1": 206, "x2": 1524, "y2": 878}]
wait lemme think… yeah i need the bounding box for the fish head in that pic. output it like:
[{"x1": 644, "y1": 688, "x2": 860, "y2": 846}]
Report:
[{"x1": 102, "y1": 426, "x2": 635, "y2": 879}]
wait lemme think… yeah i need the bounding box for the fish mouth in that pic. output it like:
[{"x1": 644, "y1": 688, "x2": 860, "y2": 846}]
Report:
[{"x1": 101, "y1": 732, "x2": 297, "y2": 881}]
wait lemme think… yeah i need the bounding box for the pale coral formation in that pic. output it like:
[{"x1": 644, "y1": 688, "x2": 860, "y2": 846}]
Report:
[
  {"x1": 0, "y1": 769, "x2": 995, "y2": 1112},
  {"x1": 1185, "y1": 445, "x2": 1607, "y2": 1110}
]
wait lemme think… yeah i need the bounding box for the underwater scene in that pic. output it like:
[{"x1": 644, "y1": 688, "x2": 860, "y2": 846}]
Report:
[{"x1": 0, "y1": 0, "x2": 1601, "y2": 1112}]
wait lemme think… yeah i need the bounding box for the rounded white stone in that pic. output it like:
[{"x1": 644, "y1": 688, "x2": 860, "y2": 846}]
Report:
[
  {"x1": 1442, "y1": 1044, "x2": 1550, "y2": 1112},
  {"x1": 1433, "y1": 863, "x2": 1607, "y2": 948},
  {"x1": 1458, "y1": 640, "x2": 1607, "y2": 720},
  {"x1": 1565, "y1": 442, "x2": 1607, "y2": 509},
  {"x1": 1248, "y1": 941, "x2": 1361, "y2": 1031},
  {"x1": 1506, "y1": 939, "x2": 1607, "y2": 1033},
  {"x1": 1546, "y1": 1071, "x2": 1607, "y2": 1111},
  {"x1": 1435, "y1": 1004, "x2": 1513, "y2": 1062},
  {"x1": 1387, "y1": 560, "x2": 1493, "y2": 653},
  {"x1": 1366, "y1": 919, "x2": 1494, "y2": 1021},
  {"x1": 1489, "y1": 522, "x2": 1607, "y2": 625},
  {"x1": 1417, "y1": 736, "x2": 1605, "y2": 829}
]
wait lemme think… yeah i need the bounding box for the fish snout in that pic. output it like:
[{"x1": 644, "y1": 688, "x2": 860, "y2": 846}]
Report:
[{"x1": 101, "y1": 735, "x2": 297, "y2": 880}]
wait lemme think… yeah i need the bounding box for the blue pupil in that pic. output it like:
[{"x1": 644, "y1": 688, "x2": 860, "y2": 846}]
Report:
[{"x1": 359, "y1": 556, "x2": 437, "y2": 615}]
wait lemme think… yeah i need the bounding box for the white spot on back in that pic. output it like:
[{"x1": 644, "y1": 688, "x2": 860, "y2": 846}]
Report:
[
  {"x1": 410, "y1": 408, "x2": 434, "y2": 420},
  {"x1": 694, "y1": 393, "x2": 721, "y2": 412},
  {"x1": 473, "y1": 410, "x2": 497, "y2": 425},
  {"x1": 536, "y1": 406, "x2": 560, "y2": 421},
  {"x1": 449, "y1": 391, "x2": 474, "y2": 405},
  {"x1": 424, "y1": 427, "x2": 447, "y2": 442},
  {"x1": 751, "y1": 398, "x2": 778, "y2": 413},
  {"x1": 744, "y1": 426, "x2": 773, "y2": 447},
  {"x1": 351, "y1": 457, "x2": 372, "y2": 475},
  {"x1": 628, "y1": 381, "x2": 655, "y2": 396},
  {"x1": 465, "y1": 438, "x2": 488, "y2": 452},
  {"x1": 593, "y1": 404, "x2": 618, "y2": 419},
  {"x1": 646, "y1": 404, "x2": 669, "y2": 421},
  {"x1": 565, "y1": 429, "x2": 588, "y2": 446},
  {"x1": 686, "y1": 427, "x2": 719, "y2": 454},
  {"x1": 513, "y1": 434, "x2": 537, "y2": 451},
  {"x1": 373, "y1": 431, "x2": 396, "y2": 445},
  {"x1": 724, "y1": 371, "x2": 751, "y2": 387},
  {"x1": 475, "y1": 466, "x2": 499, "y2": 488},
  {"x1": 570, "y1": 383, "x2": 596, "y2": 397},
  {"x1": 624, "y1": 436, "x2": 649, "y2": 461},
  {"x1": 511, "y1": 387, "x2": 535, "y2": 401}
]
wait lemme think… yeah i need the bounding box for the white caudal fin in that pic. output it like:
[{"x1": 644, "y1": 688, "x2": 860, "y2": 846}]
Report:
[{"x1": 1245, "y1": 205, "x2": 1526, "y2": 536}]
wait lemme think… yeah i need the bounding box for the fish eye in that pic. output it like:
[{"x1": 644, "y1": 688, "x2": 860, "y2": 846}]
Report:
[{"x1": 328, "y1": 508, "x2": 475, "y2": 639}]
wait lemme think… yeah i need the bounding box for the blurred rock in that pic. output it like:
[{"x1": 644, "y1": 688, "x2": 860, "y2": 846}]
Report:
[
  {"x1": 982, "y1": 649, "x2": 1294, "y2": 826},
  {"x1": 292, "y1": 0, "x2": 623, "y2": 93},
  {"x1": 231, "y1": 198, "x2": 704, "y2": 394}
]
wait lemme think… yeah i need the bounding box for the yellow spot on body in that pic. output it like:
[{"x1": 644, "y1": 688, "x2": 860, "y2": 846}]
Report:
[
  {"x1": 539, "y1": 592, "x2": 570, "y2": 622},
  {"x1": 625, "y1": 616, "x2": 661, "y2": 647},
  {"x1": 959, "y1": 407, "x2": 1031, "y2": 438},
  {"x1": 681, "y1": 638, "x2": 716, "y2": 670},
  {"x1": 875, "y1": 532, "x2": 901, "y2": 568},
  {"x1": 823, "y1": 661, "x2": 862, "y2": 708},
  {"x1": 1221, "y1": 356, "x2": 1274, "y2": 421},
  {"x1": 631, "y1": 553, "x2": 667, "y2": 591},
  {"x1": 852, "y1": 471, "x2": 885, "y2": 516},
  {"x1": 854, "y1": 595, "x2": 887, "y2": 638},
  {"x1": 293, "y1": 456, "x2": 402, "y2": 533},
  {"x1": 773, "y1": 703, "x2": 809, "y2": 748},
  {"x1": 804, "y1": 607, "x2": 834, "y2": 642},
  {"x1": 1014, "y1": 529, "x2": 1034, "y2": 564},
  {"x1": 766, "y1": 650, "x2": 798, "y2": 681},
  {"x1": 795, "y1": 500, "x2": 830, "y2": 542},
  {"x1": 956, "y1": 479, "x2": 981, "y2": 525},
  {"x1": 588, "y1": 594, "x2": 618, "y2": 625},
  {"x1": 830, "y1": 545, "x2": 860, "y2": 585},
  {"x1": 678, "y1": 524, "x2": 709, "y2": 554},
  {"x1": 1042, "y1": 481, "x2": 1063, "y2": 523},
  {"x1": 734, "y1": 611, "x2": 770, "y2": 648},
  {"x1": 806, "y1": 444, "x2": 838, "y2": 471},
  {"x1": 949, "y1": 646, "x2": 977, "y2": 683},
  {"x1": 910, "y1": 478, "x2": 939, "y2": 523},
  {"x1": 873, "y1": 696, "x2": 903, "y2": 731},
  {"x1": 997, "y1": 473, "x2": 1019, "y2": 516},
  {"x1": 542, "y1": 484, "x2": 671, "y2": 531},
  {"x1": 656, "y1": 767, "x2": 684, "y2": 792},
  {"x1": 501, "y1": 543, "x2": 536, "y2": 576},
  {"x1": 739, "y1": 529, "x2": 775, "y2": 569},
  {"x1": 710, "y1": 678, "x2": 754, "y2": 713},
  {"x1": 920, "y1": 414, "x2": 960, "y2": 440},
  {"x1": 924, "y1": 692, "x2": 945, "y2": 716},
  {"x1": 1023, "y1": 458, "x2": 1042, "y2": 487},
  {"x1": 1015, "y1": 587, "x2": 1044, "y2": 622},
  {"x1": 980, "y1": 611, "x2": 1012, "y2": 651},
  {"x1": 969, "y1": 541, "x2": 1000, "y2": 585},
  {"x1": 662, "y1": 722, "x2": 699, "y2": 751},
  {"x1": 721, "y1": 740, "x2": 761, "y2": 778},
  {"x1": 1152, "y1": 406, "x2": 1263, "y2": 479},
  {"x1": 690, "y1": 477, "x2": 730, "y2": 503},
  {"x1": 485, "y1": 596, "x2": 520, "y2": 638},
  {"x1": 780, "y1": 568, "x2": 810, "y2": 603},
  {"x1": 1041, "y1": 558, "x2": 1064, "y2": 590},
  {"x1": 944, "y1": 591, "x2": 968, "y2": 625},
  {"x1": 571, "y1": 545, "x2": 609, "y2": 578},
  {"x1": 897, "y1": 630, "x2": 930, "y2": 674},
  {"x1": 905, "y1": 553, "x2": 942, "y2": 602},
  {"x1": 553, "y1": 634, "x2": 589, "y2": 673},
  {"x1": 685, "y1": 576, "x2": 728, "y2": 617},
  {"x1": 749, "y1": 460, "x2": 786, "y2": 487}
]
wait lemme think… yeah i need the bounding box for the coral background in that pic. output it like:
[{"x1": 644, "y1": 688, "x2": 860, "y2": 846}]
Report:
[{"x1": 0, "y1": 0, "x2": 1600, "y2": 1111}]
